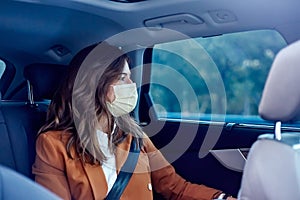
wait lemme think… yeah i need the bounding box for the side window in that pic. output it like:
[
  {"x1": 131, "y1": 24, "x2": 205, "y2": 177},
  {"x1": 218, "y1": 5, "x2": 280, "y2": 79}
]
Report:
[
  {"x1": 0, "y1": 59, "x2": 16, "y2": 98},
  {"x1": 148, "y1": 30, "x2": 287, "y2": 123},
  {"x1": 0, "y1": 60, "x2": 6, "y2": 78}
]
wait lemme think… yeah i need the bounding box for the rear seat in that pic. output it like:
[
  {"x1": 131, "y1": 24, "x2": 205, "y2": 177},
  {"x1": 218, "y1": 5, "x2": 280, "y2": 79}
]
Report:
[
  {"x1": 0, "y1": 63, "x2": 68, "y2": 179},
  {"x1": 0, "y1": 99, "x2": 46, "y2": 179}
]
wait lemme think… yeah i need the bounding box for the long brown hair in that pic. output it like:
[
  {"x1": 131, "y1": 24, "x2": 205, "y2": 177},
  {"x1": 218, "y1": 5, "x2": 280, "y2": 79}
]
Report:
[{"x1": 39, "y1": 42, "x2": 144, "y2": 164}]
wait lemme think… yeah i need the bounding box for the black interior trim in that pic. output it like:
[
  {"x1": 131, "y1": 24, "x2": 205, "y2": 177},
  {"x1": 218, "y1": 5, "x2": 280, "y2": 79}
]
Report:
[
  {"x1": 138, "y1": 47, "x2": 153, "y2": 124},
  {"x1": 4, "y1": 81, "x2": 27, "y2": 100}
]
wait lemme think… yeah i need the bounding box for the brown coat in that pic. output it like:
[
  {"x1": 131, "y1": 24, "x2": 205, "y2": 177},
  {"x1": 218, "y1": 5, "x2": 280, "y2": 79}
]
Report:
[{"x1": 32, "y1": 131, "x2": 221, "y2": 200}]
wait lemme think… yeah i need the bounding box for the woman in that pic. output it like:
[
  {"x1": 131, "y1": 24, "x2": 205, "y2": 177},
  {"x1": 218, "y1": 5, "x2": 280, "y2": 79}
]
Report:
[{"x1": 32, "y1": 42, "x2": 236, "y2": 200}]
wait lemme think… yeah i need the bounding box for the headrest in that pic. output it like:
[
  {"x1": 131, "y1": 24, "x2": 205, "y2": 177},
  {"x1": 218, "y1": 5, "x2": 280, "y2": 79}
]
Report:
[
  {"x1": 24, "y1": 63, "x2": 68, "y2": 100},
  {"x1": 259, "y1": 40, "x2": 300, "y2": 122}
]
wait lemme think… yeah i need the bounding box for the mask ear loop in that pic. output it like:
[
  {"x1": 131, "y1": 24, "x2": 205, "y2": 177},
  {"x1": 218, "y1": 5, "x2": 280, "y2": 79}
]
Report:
[
  {"x1": 109, "y1": 121, "x2": 117, "y2": 152},
  {"x1": 112, "y1": 121, "x2": 117, "y2": 135}
]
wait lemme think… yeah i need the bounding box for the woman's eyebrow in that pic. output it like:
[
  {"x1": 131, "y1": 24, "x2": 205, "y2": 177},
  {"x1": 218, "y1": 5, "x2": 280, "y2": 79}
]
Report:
[
  {"x1": 118, "y1": 73, "x2": 130, "y2": 79},
  {"x1": 120, "y1": 72, "x2": 131, "y2": 76}
]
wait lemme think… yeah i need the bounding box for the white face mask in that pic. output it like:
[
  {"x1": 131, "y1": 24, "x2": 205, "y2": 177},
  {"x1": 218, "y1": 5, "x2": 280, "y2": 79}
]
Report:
[{"x1": 106, "y1": 83, "x2": 138, "y2": 117}]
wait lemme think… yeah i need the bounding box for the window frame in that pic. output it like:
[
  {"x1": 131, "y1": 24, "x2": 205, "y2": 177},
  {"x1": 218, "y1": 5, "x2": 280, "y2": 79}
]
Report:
[{"x1": 138, "y1": 29, "x2": 300, "y2": 129}]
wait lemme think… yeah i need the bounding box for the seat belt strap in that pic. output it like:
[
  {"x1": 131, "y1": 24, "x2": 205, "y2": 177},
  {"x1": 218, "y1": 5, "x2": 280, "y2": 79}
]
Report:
[{"x1": 105, "y1": 137, "x2": 140, "y2": 200}]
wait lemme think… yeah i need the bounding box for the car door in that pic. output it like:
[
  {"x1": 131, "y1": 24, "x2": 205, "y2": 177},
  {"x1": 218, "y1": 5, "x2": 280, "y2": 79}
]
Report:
[{"x1": 135, "y1": 29, "x2": 288, "y2": 198}]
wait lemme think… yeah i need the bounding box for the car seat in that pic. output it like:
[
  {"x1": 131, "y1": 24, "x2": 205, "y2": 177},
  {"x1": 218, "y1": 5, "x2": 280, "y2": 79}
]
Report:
[
  {"x1": 238, "y1": 40, "x2": 300, "y2": 199},
  {"x1": 0, "y1": 164, "x2": 60, "y2": 199},
  {"x1": 0, "y1": 63, "x2": 68, "y2": 180}
]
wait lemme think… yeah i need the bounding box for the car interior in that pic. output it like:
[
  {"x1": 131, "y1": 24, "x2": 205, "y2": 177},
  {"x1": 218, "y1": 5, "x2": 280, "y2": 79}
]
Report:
[{"x1": 0, "y1": 0, "x2": 299, "y2": 199}]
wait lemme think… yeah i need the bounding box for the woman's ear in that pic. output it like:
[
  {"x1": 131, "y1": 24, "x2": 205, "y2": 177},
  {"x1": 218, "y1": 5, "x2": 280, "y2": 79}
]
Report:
[{"x1": 106, "y1": 85, "x2": 115, "y2": 103}]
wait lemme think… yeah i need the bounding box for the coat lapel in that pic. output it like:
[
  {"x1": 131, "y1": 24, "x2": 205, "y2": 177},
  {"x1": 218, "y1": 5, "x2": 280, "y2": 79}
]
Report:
[
  {"x1": 115, "y1": 134, "x2": 132, "y2": 174},
  {"x1": 82, "y1": 162, "x2": 108, "y2": 199}
]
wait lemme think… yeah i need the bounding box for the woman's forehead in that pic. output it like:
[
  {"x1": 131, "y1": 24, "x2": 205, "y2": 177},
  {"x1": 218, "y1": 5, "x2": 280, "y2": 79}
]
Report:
[{"x1": 122, "y1": 61, "x2": 130, "y2": 74}]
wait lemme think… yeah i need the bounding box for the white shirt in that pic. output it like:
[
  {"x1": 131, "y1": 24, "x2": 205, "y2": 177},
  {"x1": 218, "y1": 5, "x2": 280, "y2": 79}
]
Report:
[{"x1": 96, "y1": 129, "x2": 117, "y2": 195}]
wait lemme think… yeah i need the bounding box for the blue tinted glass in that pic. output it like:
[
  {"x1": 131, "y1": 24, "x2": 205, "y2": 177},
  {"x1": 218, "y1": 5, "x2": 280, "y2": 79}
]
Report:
[{"x1": 150, "y1": 30, "x2": 286, "y2": 122}]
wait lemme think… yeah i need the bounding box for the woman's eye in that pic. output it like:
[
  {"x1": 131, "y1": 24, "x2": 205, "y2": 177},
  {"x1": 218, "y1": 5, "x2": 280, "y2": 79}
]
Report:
[
  {"x1": 120, "y1": 76, "x2": 126, "y2": 81},
  {"x1": 119, "y1": 73, "x2": 129, "y2": 81}
]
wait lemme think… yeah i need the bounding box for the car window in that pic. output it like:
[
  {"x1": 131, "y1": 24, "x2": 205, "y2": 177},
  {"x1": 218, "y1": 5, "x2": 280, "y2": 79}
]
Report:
[
  {"x1": 0, "y1": 60, "x2": 6, "y2": 78},
  {"x1": 0, "y1": 59, "x2": 17, "y2": 99},
  {"x1": 148, "y1": 30, "x2": 287, "y2": 124}
]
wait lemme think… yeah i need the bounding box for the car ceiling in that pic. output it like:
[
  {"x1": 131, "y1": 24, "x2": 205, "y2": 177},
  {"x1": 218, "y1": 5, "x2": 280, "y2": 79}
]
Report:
[{"x1": 0, "y1": 0, "x2": 300, "y2": 67}]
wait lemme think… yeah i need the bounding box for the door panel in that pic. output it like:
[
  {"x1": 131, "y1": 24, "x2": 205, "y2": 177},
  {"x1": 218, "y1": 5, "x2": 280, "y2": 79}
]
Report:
[{"x1": 141, "y1": 117, "x2": 273, "y2": 197}]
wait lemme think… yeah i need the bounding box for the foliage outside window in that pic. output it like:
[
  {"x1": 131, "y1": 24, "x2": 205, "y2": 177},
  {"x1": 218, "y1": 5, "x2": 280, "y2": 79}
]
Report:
[{"x1": 149, "y1": 30, "x2": 287, "y2": 122}]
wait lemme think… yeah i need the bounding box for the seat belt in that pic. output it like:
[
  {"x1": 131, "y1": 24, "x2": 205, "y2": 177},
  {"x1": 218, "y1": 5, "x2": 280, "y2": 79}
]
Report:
[{"x1": 105, "y1": 137, "x2": 140, "y2": 200}]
